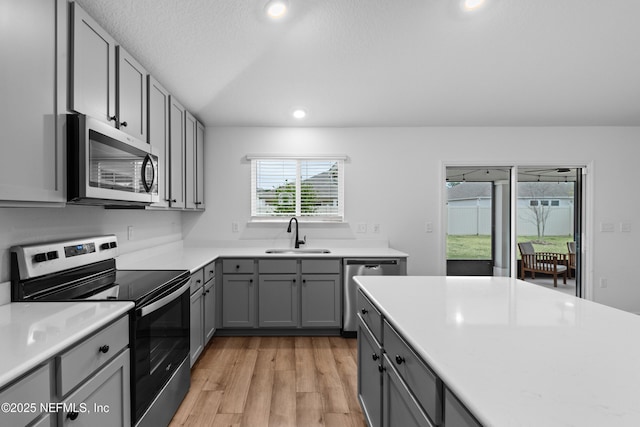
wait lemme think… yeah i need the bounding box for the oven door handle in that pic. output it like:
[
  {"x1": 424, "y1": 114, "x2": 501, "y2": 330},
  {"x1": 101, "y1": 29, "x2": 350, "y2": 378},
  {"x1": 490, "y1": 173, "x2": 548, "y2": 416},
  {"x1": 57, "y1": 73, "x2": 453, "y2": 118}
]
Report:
[{"x1": 138, "y1": 280, "x2": 190, "y2": 317}]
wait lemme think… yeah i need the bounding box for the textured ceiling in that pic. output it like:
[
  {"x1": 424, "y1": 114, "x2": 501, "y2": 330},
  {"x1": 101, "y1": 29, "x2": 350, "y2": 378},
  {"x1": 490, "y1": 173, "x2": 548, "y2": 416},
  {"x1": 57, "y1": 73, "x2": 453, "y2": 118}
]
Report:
[{"x1": 75, "y1": 0, "x2": 640, "y2": 127}]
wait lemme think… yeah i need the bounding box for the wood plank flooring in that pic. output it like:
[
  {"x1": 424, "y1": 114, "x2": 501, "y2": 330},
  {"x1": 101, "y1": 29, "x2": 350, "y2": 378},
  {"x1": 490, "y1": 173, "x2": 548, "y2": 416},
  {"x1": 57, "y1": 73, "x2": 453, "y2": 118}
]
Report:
[{"x1": 169, "y1": 336, "x2": 367, "y2": 427}]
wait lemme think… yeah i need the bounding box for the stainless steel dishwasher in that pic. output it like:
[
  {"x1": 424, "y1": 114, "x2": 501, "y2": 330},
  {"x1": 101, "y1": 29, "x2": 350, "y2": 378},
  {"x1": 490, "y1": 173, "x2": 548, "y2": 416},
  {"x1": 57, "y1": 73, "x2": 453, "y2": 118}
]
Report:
[{"x1": 343, "y1": 258, "x2": 406, "y2": 336}]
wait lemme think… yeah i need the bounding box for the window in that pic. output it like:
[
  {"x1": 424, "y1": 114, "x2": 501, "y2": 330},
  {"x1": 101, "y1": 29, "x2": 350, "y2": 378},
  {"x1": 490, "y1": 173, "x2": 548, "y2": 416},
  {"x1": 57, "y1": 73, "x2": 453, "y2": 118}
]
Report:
[{"x1": 250, "y1": 157, "x2": 344, "y2": 221}]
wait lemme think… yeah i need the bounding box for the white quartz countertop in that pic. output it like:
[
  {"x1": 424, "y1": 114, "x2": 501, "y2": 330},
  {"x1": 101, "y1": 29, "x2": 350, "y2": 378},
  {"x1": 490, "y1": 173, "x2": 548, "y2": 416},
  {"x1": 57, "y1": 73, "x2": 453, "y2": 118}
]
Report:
[
  {"x1": 117, "y1": 245, "x2": 407, "y2": 274},
  {"x1": 0, "y1": 301, "x2": 133, "y2": 388},
  {"x1": 356, "y1": 276, "x2": 640, "y2": 426}
]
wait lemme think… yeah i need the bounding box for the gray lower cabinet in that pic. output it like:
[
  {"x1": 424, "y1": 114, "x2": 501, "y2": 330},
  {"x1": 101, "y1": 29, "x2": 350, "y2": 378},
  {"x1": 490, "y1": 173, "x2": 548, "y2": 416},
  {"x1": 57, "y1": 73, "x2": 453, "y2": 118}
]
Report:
[
  {"x1": 58, "y1": 349, "x2": 131, "y2": 427},
  {"x1": 0, "y1": 363, "x2": 50, "y2": 426},
  {"x1": 357, "y1": 317, "x2": 383, "y2": 427},
  {"x1": 383, "y1": 355, "x2": 434, "y2": 427},
  {"x1": 444, "y1": 388, "x2": 482, "y2": 427},
  {"x1": 204, "y1": 279, "x2": 216, "y2": 343},
  {"x1": 0, "y1": 313, "x2": 131, "y2": 426},
  {"x1": 222, "y1": 274, "x2": 256, "y2": 328},
  {"x1": 258, "y1": 274, "x2": 298, "y2": 327},
  {"x1": 301, "y1": 274, "x2": 341, "y2": 327},
  {"x1": 221, "y1": 258, "x2": 341, "y2": 331},
  {"x1": 357, "y1": 289, "x2": 482, "y2": 427},
  {"x1": 190, "y1": 287, "x2": 204, "y2": 366}
]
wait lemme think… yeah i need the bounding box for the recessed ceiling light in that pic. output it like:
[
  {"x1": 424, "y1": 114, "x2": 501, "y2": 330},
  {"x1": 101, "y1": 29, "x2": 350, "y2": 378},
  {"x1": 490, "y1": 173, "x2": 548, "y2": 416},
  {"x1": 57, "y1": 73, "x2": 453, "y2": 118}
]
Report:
[
  {"x1": 265, "y1": 0, "x2": 288, "y2": 19},
  {"x1": 463, "y1": 0, "x2": 486, "y2": 11},
  {"x1": 292, "y1": 109, "x2": 307, "y2": 119}
]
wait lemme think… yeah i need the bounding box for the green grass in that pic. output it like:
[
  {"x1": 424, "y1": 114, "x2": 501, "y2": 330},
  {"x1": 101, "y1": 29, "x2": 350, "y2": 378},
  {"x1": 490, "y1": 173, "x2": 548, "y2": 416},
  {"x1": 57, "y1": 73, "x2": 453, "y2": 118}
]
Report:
[{"x1": 447, "y1": 235, "x2": 573, "y2": 259}]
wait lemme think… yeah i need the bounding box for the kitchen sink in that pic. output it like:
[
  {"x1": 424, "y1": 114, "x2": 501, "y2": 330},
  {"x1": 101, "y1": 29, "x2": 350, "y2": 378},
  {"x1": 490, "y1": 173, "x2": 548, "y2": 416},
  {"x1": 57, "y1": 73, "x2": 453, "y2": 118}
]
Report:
[{"x1": 265, "y1": 248, "x2": 331, "y2": 254}]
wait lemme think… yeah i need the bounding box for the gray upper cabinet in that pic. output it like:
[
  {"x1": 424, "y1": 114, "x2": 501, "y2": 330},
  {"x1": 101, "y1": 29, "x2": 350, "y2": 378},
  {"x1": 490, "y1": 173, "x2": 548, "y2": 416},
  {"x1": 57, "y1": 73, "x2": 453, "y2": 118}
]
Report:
[
  {"x1": 0, "y1": 0, "x2": 66, "y2": 204},
  {"x1": 196, "y1": 121, "x2": 206, "y2": 209},
  {"x1": 185, "y1": 113, "x2": 206, "y2": 210},
  {"x1": 116, "y1": 46, "x2": 147, "y2": 141},
  {"x1": 168, "y1": 97, "x2": 186, "y2": 209},
  {"x1": 70, "y1": 1, "x2": 116, "y2": 125},
  {"x1": 148, "y1": 76, "x2": 170, "y2": 208},
  {"x1": 185, "y1": 112, "x2": 197, "y2": 209},
  {"x1": 71, "y1": 2, "x2": 148, "y2": 140}
]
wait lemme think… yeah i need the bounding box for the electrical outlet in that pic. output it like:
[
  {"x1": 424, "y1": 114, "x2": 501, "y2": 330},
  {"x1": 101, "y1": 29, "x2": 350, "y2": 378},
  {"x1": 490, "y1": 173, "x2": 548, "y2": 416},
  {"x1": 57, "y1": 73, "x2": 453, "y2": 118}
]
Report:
[
  {"x1": 425, "y1": 222, "x2": 433, "y2": 233},
  {"x1": 356, "y1": 223, "x2": 367, "y2": 233},
  {"x1": 231, "y1": 222, "x2": 239, "y2": 233},
  {"x1": 600, "y1": 278, "x2": 608, "y2": 288},
  {"x1": 600, "y1": 222, "x2": 615, "y2": 232},
  {"x1": 127, "y1": 226, "x2": 134, "y2": 241},
  {"x1": 621, "y1": 222, "x2": 632, "y2": 232},
  {"x1": 373, "y1": 223, "x2": 380, "y2": 234}
]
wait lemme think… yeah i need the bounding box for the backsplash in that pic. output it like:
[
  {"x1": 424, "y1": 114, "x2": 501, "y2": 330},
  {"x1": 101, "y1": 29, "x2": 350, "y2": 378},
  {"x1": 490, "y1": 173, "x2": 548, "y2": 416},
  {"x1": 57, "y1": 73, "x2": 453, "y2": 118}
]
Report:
[{"x1": 0, "y1": 205, "x2": 182, "y2": 283}]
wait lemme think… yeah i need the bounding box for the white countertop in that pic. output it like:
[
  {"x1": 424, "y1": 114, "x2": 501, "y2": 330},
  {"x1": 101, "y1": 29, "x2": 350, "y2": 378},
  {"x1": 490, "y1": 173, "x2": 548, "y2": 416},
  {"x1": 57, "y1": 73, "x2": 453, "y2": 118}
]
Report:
[
  {"x1": 356, "y1": 276, "x2": 640, "y2": 427},
  {"x1": 117, "y1": 243, "x2": 408, "y2": 274},
  {"x1": 0, "y1": 301, "x2": 133, "y2": 387}
]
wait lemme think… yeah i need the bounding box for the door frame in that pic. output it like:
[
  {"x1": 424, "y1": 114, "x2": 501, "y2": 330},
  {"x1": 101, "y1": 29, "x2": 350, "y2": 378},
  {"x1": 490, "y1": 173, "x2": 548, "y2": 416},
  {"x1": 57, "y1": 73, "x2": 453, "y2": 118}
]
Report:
[{"x1": 441, "y1": 161, "x2": 594, "y2": 299}]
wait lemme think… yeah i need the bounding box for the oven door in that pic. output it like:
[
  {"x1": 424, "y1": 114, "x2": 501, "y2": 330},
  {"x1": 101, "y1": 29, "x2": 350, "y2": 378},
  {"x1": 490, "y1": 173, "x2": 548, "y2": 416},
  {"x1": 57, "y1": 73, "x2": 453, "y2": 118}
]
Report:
[{"x1": 132, "y1": 279, "x2": 190, "y2": 423}]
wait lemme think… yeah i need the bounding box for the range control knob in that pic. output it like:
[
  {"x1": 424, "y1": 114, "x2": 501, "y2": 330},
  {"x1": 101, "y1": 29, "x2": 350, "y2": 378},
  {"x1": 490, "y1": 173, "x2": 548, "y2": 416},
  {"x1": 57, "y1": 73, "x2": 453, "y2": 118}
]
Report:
[
  {"x1": 100, "y1": 243, "x2": 110, "y2": 250},
  {"x1": 33, "y1": 253, "x2": 47, "y2": 263},
  {"x1": 110, "y1": 241, "x2": 117, "y2": 248}
]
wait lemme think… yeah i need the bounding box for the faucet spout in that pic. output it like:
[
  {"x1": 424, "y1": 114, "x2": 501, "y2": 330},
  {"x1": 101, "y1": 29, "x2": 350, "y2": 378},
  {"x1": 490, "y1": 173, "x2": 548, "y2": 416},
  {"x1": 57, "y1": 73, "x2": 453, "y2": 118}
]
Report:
[{"x1": 287, "y1": 217, "x2": 306, "y2": 248}]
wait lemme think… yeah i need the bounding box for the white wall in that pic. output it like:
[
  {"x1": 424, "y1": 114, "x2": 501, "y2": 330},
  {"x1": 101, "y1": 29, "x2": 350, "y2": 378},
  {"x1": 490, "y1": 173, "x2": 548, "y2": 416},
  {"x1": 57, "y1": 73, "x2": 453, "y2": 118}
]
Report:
[
  {"x1": 182, "y1": 126, "x2": 640, "y2": 312},
  {"x1": 0, "y1": 205, "x2": 182, "y2": 282}
]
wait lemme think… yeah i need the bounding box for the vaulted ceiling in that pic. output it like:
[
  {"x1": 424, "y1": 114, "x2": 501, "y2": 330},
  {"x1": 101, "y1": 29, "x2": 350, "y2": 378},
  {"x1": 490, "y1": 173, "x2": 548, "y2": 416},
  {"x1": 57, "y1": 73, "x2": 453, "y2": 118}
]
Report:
[{"x1": 75, "y1": 0, "x2": 640, "y2": 127}]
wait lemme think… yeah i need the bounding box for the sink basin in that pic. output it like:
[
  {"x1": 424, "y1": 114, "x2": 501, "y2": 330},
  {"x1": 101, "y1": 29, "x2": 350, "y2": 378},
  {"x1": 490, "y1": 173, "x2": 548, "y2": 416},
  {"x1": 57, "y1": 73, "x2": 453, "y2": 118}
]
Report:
[{"x1": 265, "y1": 249, "x2": 331, "y2": 254}]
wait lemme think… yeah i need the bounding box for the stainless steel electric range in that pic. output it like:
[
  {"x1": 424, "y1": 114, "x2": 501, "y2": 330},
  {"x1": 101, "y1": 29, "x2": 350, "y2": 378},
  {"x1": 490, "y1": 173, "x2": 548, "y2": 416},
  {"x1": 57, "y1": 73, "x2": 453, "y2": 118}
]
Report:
[{"x1": 11, "y1": 235, "x2": 191, "y2": 427}]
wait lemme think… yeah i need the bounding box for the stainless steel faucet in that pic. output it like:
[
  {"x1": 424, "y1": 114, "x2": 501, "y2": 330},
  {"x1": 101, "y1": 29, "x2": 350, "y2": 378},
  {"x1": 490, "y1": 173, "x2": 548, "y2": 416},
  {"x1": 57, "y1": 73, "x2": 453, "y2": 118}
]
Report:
[{"x1": 287, "y1": 217, "x2": 306, "y2": 248}]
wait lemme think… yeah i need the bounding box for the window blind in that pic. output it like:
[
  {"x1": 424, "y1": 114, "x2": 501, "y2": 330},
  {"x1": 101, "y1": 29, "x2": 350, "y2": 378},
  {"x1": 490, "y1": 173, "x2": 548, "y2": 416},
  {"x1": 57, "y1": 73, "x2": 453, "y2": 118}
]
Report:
[{"x1": 251, "y1": 158, "x2": 344, "y2": 220}]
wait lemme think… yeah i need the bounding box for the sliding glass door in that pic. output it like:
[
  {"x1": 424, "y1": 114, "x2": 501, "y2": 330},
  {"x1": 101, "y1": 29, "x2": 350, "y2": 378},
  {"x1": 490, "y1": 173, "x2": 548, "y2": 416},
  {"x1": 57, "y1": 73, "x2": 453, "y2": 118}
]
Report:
[{"x1": 446, "y1": 167, "x2": 511, "y2": 277}]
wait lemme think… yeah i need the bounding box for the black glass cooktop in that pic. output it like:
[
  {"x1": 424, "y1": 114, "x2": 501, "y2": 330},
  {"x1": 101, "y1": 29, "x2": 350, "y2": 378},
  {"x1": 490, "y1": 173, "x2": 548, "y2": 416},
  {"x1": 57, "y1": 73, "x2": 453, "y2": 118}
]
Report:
[{"x1": 14, "y1": 259, "x2": 189, "y2": 305}]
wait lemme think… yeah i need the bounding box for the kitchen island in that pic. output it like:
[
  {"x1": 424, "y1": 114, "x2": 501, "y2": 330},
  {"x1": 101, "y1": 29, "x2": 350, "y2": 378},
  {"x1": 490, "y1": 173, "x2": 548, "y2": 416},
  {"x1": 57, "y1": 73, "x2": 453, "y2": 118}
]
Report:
[{"x1": 355, "y1": 276, "x2": 640, "y2": 426}]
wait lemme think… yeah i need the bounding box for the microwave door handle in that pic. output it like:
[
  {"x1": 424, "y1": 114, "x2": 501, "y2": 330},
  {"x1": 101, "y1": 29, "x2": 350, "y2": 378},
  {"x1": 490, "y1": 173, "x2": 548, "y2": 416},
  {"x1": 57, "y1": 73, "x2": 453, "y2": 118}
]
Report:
[
  {"x1": 141, "y1": 154, "x2": 155, "y2": 193},
  {"x1": 138, "y1": 281, "x2": 190, "y2": 317}
]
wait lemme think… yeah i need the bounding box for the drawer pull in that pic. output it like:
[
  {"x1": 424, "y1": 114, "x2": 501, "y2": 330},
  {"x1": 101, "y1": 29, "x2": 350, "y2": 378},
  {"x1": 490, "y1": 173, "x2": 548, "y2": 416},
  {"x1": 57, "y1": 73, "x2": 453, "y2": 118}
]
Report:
[
  {"x1": 236, "y1": 265, "x2": 240, "y2": 269},
  {"x1": 99, "y1": 345, "x2": 110, "y2": 354},
  {"x1": 372, "y1": 353, "x2": 380, "y2": 361},
  {"x1": 361, "y1": 308, "x2": 368, "y2": 314},
  {"x1": 209, "y1": 270, "x2": 214, "y2": 274},
  {"x1": 378, "y1": 364, "x2": 385, "y2": 373},
  {"x1": 67, "y1": 411, "x2": 79, "y2": 420},
  {"x1": 395, "y1": 355, "x2": 405, "y2": 365}
]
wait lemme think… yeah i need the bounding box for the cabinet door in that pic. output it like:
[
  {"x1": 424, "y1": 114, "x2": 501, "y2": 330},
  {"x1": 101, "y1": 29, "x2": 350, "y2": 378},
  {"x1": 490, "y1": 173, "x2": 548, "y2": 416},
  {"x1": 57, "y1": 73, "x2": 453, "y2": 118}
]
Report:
[
  {"x1": 301, "y1": 274, "x2": 341, "y2": 327},
  {"x1": 190, "y1": 289, "x2": 204, "y2": 367},
  {"x1": 358, "y1": 319, "x2": 382, "y2": 427},
  {"x1": 0, "y1": 0, "x2": 65, "y2": 204},
  {"x1": 168, "y1": 96, "x2": 185, "y2": 208},
  {"x1": 204, "y1": 280, "x2": 216, "y2": 344},
  {"x1": 382, "y1": 356, "x2": 434, "y2": 427},
  {"x1": 195, "y1": 120, "x2": 206, "y2": 209},
  {"x1": 258, "y1": 274, "x2": 298, "y2": 328},
  {"x1": 116, "y1": 46, "x2": 147, "y2": 141},
  {"x1": 70, "y1": 1, "x2": 116, "y2": 124},
  {"x1": 58, "y1": 349, "x2": 131, "y2": 427},
  {"x1": 222, "y1": 274, "x2": 256, "y2": 328},
  {"x1": 444, "y1": 388, "x2": 482, "y2": 427},
  {"x1": 184, "y1": 112, "x2": 197, "y2": 209},
  {"x1": 148, "y1": 76, "x2": 170, "y2": 207}
]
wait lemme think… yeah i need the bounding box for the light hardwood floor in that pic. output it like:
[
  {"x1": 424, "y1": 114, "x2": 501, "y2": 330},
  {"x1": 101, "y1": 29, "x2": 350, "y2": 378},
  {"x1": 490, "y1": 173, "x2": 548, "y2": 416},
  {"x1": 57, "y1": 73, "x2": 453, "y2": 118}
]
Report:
[{"x1": 169, "y1": 336, "x2": 367, "y2": 427}]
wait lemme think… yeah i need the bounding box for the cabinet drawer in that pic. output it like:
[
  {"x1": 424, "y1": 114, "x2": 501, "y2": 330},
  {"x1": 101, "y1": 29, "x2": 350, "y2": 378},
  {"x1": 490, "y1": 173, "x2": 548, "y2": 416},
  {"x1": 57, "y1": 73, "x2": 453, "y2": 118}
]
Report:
[
  {"x1": 444, "y1": 387, "x2": 482, "y2": 427},
  {"x1": 357, "y1": 290, "x2": 383, "y2": 344},
  {"x1": 222, "y1": 259, "x2": 255, "y2": 274},
  {"x1": 301, "y1": 259, "x2": 340, "y2": 274},
  {"x1": 259, "y1": 259, "x2": 297, "y2": 274},
  {"x1": 191, "y1": 268, "x2": 205, "y2": 294},
  {"x1": 383, "y1": 320, "x2": 442, "y2": 426},
  {"x1": 0, "y1": 364, "x2": 50, "y2": 426},
  {"x1": 204, "y1": 260, "x2": 215, "y2": 282},
  {"x1": 57, "y1": 315, "x2": 129, "y2": 397}
]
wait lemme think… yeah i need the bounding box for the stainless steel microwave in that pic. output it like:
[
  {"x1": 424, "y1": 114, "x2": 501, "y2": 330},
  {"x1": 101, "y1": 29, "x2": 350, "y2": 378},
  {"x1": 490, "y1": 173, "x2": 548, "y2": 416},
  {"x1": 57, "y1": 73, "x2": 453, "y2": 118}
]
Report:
[{"x1": 67, "y1": 114, "x2": 159, "y2": 206}]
